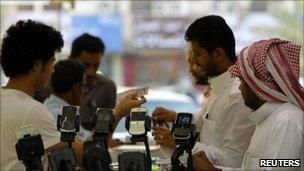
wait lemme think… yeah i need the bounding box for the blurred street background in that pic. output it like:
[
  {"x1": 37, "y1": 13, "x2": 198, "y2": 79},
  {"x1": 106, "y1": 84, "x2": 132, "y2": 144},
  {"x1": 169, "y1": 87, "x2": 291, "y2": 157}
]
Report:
[{"x1": 1, "y1": 0, "x2": 303, "y2": 103}]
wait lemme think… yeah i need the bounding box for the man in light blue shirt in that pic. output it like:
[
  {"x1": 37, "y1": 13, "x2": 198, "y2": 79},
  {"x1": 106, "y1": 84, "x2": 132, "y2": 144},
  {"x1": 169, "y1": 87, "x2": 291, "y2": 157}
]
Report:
[{"x1": 44, "y1": 59, "x2": 90, "y2": 138}]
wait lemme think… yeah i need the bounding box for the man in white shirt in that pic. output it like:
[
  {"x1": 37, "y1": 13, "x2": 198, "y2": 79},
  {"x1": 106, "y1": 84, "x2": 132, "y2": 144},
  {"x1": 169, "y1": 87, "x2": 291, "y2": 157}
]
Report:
[
  {"x1": 193, "y1": 38, "x2": 304, "y2": 170},
  {"x1": 0, "y1": 20, "x2": 66, "y2": 170},
  {"x1": 152, "y1": 15, "x2": 255, "y2": 167}
]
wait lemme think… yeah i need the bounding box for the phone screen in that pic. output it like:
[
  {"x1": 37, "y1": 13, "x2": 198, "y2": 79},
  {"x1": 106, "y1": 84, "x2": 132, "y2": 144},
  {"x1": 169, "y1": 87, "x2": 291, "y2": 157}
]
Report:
[
  {"x1": 179, "y1": 117, "x2": 190, "y2": 125},
  {"x1": 177, "y1": 115, "x2": 192, "y2": 126},
  {"x1": 61, "y1": 106, "x2": 78, "y2": 131},
  {"x1": 96, "y1": 109, "x2": 112, "y2": 122},
  {"x1": 94, "y1": 109, "x2": 113, "y2": 132},
  {"x1": 131, "y1": 112, "x2": 146, "y2": 121}
]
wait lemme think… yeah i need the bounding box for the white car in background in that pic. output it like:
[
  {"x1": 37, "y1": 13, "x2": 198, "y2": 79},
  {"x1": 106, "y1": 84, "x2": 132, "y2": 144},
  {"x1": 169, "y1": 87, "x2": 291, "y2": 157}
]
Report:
[{"x1": 110, "y1": 88, "x2": 199, "y2": 161}]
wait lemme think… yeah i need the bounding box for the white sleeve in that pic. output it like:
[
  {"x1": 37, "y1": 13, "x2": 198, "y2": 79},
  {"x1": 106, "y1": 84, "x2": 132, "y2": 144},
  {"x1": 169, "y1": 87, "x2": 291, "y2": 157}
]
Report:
[
  {"x1": 193, "y1": 93, "x2": 255, "y2": 167},
  {"x1": 25, "y1": 104, "x2": 60, "y2": 149}
]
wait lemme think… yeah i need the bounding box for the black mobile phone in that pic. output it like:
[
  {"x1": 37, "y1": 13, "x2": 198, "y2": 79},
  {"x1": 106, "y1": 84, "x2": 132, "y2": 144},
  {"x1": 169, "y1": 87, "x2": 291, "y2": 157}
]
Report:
[
  {"x1": 93, "y1": 108, "x2": 114, "y2": 133},
  {"x1": 172, "y1": 113, "x2": 193, "y2": 140}
]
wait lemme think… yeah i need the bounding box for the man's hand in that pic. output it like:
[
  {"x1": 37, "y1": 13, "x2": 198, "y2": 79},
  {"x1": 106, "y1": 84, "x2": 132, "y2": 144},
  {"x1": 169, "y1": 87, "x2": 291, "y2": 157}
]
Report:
[
  {"x1": 107, "y1": 134, "x2": 123, "y2": 148},
  {"x1": 108, "y1": 138, "x2": 123, "y2": 148},
  {"x1": 152, "y1": 107, "x2": 177, "y2": 122},
  {"x1": 152, "y1": 126, "x2": 176, "y2": 149},
  {"x1": 193, "y1": 151, "x2": 217, "y2": 171},
  {"x1": 114, "y1": 91, "x2": 146, "y2": 119}
]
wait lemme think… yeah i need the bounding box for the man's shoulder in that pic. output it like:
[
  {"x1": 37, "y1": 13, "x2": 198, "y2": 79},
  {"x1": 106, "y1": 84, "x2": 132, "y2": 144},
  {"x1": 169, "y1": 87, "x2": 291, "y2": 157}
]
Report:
[
  {"x1": 94, "y1": 74, "x2": 116, "y2": 87},
  {"x1": 219, "y1": 77, "x2": 243, "y2": 104},
  {"x1": 272, "y1": 103, "x2": 303, "y2": 125},
  {"x1": 1, "y1": 88, "x2": 40, "y2": 108},
  {"x1": 95, "y1": 73, "x2": 114, "y2": 83},
  {"x1": 219, "y1": 78, "x2": 252, "y2": 114},
  {"x1": 229, "y1": 77, "x2": 241, "y2": 95},
  {"x1": 1, "y1": 90, "x2": 53, "y2": 120},
  {"x1": 30, "y1": 99, "x2": 53, "y2": 115},
  {"x1": 43, "y1": 95, "x2": 64, "y2": 117}
]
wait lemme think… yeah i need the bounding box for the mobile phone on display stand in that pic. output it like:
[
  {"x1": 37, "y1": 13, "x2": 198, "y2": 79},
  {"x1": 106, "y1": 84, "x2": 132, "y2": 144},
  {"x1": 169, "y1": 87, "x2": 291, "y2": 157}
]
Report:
[{"x1": 128, "y1": 107, "x2": 148, "y2": 136}]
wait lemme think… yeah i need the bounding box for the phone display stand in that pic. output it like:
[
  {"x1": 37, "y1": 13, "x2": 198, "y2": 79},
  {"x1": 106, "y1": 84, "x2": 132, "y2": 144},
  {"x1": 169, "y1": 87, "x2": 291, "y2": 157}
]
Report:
[
  {"x1": 49, "y1": 106, "x2": 79, "y2": 170},
  {"x1": 56, "y1": 106, "x2": 80, "y2": 148},
  {"x1": 86, "y1": 133, "x2": 111, "y2": 171},
  {"x1": 48, "y1": 148, "x2": 77, "y2": 171},
  {"x1": 83, "y1": 108, "x2": 115, "y2": 171},
  {"x1": 15, "y1": 134, "x2": 45, "y2": 171},
  {"x1": 123, "y1": 114, "x2": 152, "y2": 171},
  {"x1": 83, "y1": 141, "x2": 108, "y2": 171},
  {"x1": 118, "y1": 151, "x2": 148, "y2": 171},
  {"x1": 171, "y1": 124, "x2": 198, "y2": 171}
]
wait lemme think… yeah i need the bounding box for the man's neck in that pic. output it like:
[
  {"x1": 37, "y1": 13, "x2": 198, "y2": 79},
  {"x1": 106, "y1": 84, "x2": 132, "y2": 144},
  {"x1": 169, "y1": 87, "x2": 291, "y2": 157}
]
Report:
[
  {"x1": 211, "y1": 58, "x2": 235, "y2": 78},
  {"x1": 56, "y1": 93, "x2": 74, "y2": 106},
  {"x1": 250, "y1": 99, "x2": 266, "y2": 111},
  {"x1": 4, "y1": 77, "x2": 36, "y2": 97}
]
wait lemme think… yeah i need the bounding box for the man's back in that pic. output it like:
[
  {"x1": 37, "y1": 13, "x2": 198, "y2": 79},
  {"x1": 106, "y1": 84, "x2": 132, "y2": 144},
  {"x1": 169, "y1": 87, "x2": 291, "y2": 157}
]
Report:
[
  {"x1": 44, "y1": 94, "x2": 69, "y2": 120},
  {"x1": 1, "y1": 88, "x2": 59, "y2": 170},
  {"x1": 242, "y1": 102, "x2": 303, "y2": 170},
  {"x1": 80, "y1": 73, "x2": 117, "y2": 130}
]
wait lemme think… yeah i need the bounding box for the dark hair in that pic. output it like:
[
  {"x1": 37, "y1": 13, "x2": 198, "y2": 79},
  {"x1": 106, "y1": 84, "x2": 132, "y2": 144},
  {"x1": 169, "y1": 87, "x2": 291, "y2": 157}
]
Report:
[
  {"x1": 0, "y1": 20, "x2": 63, "y2": 77},
  {"x1": 51, "y1": 60, "x2": 85, "y2": 94},
  {"x1": 185, "y1": 15, "x2": 236, "y2": 61},
  {"x1": 70, "y1": 33, "x2": 105, "y2": 59}
]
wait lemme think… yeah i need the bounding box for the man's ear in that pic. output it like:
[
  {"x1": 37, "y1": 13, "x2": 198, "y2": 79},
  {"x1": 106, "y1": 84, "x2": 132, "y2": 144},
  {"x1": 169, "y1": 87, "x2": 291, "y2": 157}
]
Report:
[
  {"x1": 71, "y1": 84, "x2": 78, "y2": 95},
  {"x1": 33, "y1": 60, "x2": 43, "y2": 73},
  {"x1": 212, "y1": 48, "x2": 226, "y2": 63},
  {"x1": 68, "y1": 84, "x2": 78, "y2": 102}
]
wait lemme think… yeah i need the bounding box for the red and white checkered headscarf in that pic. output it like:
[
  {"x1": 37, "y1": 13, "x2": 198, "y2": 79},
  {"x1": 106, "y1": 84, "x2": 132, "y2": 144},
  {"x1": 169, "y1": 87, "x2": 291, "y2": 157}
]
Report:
[{"x1": 229, "y1": 38, "x2": 304, "y2": 110}]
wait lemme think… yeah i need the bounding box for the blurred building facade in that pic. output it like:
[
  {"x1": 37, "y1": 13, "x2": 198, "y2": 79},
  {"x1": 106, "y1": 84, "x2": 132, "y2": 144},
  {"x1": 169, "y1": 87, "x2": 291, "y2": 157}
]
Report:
[{"x1": 1, "y1": 1, "x2": 303, "y2": 88}]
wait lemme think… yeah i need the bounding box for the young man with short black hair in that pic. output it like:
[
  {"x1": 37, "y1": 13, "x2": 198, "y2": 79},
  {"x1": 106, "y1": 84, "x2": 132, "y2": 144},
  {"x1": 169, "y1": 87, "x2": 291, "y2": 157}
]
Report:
[
  {"x1": 44, "y1": 59, "x2": 86, "y2": 120},
  {"x1": 69, "y1": 33, "x2": 117, "y2": 131},
  {"x1": 153, "y1": 15, "x2": 255, "y2": 168},
  {"x1": 0, "y1": 20, "x2": 65, "y2": 170}
]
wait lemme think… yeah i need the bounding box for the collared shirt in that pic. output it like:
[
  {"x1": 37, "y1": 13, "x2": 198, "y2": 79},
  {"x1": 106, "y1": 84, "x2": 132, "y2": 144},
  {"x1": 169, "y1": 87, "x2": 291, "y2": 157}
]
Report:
[
  {"x1": 80, "y1": 74, "x2": 117, "y2": 130},
  {"x1": 241, "y1": 102, "x2": 303, "y2": 170},
  {"x1": 44, "y1": 94, "x2": 69, "y2": 120},
  {"x1": 192, "y1": 71, "x2": 255, "y2": 167},
  {"x1": 1, "y1": 88, "x2": 60, "y2": 170}
]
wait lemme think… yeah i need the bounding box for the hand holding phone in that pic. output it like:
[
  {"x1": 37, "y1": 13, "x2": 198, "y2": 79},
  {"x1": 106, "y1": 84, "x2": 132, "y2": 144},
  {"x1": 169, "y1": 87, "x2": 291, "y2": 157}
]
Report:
[
  {"x1": 153, "y1": 120, "x2": 169, "y2": 129},
  {"x1": 134, "y1": 87, "x2": 149, "y2": 99},
  {"x1": 117, "y1": 87, "x2": 149, "y2": 103}
]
